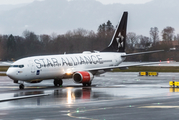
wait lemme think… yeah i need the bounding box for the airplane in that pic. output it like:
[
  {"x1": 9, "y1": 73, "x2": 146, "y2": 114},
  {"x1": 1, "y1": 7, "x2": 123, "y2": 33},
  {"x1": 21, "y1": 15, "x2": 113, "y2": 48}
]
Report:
[{"x1": 6, "y1": 12, "x2": 165, "y2": 89}]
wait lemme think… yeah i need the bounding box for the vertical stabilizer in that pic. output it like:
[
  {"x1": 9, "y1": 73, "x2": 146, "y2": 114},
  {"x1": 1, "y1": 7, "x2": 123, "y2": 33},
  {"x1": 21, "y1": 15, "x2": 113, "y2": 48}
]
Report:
[{"x1": 102, "y1": 12, "x2": 128, "y2": 52}]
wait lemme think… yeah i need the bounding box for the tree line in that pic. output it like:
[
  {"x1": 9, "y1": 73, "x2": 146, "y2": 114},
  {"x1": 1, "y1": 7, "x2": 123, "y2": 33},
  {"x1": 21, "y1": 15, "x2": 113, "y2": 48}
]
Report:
[{"x1": 0, "y1": 20, "x2": 178, "y2": 61}]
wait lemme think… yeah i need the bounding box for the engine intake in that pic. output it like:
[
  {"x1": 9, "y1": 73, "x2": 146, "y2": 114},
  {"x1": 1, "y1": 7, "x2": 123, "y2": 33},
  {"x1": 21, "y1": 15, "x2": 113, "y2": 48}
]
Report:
[{"x1": 73, "y1": 71, "x2": 93, "y2": 83}]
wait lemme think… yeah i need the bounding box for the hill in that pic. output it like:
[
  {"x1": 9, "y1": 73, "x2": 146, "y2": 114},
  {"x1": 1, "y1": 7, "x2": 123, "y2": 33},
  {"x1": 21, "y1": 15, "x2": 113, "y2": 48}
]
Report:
[{"x1": 0, "y1": 0, "x2": 178, "y2": 36}]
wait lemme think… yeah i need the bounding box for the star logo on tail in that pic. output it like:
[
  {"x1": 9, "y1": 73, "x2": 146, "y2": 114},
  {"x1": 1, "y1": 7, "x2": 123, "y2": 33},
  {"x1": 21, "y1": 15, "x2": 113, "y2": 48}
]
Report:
[{"x1": 116, "y1": 32, "x2": 124, "y2": 49}]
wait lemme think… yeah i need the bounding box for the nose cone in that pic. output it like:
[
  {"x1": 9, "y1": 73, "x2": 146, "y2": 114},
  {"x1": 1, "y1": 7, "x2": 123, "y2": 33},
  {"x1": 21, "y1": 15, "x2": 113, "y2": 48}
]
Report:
[
  {"x1": 6, "y1": 68, "x2": 10, "y2": 76},
  {"x1": 6, "y1": 68, "x2": 18, "y2": 80}
]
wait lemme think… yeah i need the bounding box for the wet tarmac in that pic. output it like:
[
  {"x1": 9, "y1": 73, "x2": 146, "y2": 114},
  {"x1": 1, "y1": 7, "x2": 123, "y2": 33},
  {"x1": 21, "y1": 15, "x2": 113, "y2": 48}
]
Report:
[{"x1": 0, "y1": 72, "x2": 179, "y2": 120}]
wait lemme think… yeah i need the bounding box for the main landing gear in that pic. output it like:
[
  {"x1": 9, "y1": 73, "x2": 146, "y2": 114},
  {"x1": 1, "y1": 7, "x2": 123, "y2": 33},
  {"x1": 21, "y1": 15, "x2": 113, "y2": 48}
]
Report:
[
  {"x1": 83, "y1": 82, "x2": 92, "y2": 87},
  {"x1": 54, "y1": 79, "x2": 63, "y2": 87},
  {"x1": 19, "y1": 84, "x2": 24, "y2": 89}
]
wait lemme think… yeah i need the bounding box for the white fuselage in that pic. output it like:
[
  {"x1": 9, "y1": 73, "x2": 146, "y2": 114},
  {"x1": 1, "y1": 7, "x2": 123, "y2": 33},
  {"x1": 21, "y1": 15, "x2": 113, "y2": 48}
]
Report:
[{"x1": 6, "y1": 52, "x2": 126, "y2": 82}]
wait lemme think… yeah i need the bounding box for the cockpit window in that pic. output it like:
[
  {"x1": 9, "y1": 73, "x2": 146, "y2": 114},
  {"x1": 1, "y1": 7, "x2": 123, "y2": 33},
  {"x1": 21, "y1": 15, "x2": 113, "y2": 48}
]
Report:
[
  {"x1": 19, "y1": 65, "x2": 24, "y2": 68},
  {"x1": 10, "y1": 65, "x2": 24, "y2": 68}
]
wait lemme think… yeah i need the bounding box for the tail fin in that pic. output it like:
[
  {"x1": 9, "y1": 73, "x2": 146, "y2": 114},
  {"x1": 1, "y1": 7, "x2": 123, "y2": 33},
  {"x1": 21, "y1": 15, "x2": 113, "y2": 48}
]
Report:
[{"x1": 102, "y1": 12, "x2": 128, "y2": 52}]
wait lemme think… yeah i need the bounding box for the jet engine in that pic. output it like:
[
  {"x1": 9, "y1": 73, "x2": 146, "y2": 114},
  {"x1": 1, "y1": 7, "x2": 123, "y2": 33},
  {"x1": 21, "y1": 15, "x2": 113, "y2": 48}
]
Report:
[{"x1": 73, "y1": 71, "x2": 94, "y2": 84}]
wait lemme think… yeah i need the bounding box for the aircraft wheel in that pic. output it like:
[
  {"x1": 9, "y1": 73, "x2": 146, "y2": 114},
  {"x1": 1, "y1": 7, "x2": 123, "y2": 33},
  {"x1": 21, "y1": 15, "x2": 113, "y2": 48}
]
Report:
[
  {"x1": 54, "y1": 79, "x2": 63, "y2": 87},
  {"x1": 87, "y1": 82, "x2": 92, "y2": 86},
  {"x1": 19, "y1": 84, "x2": 24, "y2": 89},
  {"x1": 58, "y1": 79, "x2": 63, "y2": 86},
  {"x1": 54, "y1": 80, "x2": 58, "y2": 86},
  {"x1": 83, "y1": 82, "x2": 91, "y2": 87}
]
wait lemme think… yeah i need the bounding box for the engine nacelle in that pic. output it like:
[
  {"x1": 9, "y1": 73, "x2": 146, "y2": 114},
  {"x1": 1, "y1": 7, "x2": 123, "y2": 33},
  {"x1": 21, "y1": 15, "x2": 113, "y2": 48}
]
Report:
[{"x1": 73, "y1": 71, "x2": 94, "y2": 84}]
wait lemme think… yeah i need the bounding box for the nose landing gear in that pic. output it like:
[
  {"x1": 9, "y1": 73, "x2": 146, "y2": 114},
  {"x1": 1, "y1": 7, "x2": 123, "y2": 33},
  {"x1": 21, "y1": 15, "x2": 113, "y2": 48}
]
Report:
[{"x1": 15, "y1": 81, "x2": 24, "y2": 89}]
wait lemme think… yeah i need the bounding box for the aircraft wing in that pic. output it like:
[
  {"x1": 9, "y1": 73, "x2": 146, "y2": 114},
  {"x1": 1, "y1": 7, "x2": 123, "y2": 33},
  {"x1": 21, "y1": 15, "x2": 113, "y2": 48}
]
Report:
[
  {"x1": 73, "y1": 61, "x2": 171, "y2": 72},
  {"x1": 116, "y1": 61, "x2": 169, "y2": 68},
  {"x1": 121, "y1": 50, "x2": 164, "y2": 57}
]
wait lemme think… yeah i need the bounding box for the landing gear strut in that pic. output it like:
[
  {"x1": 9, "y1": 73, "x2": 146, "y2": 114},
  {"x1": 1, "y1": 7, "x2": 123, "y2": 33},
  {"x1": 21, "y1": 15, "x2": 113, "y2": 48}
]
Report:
[
  {"x1": 19, "y1": 84, "x2": 24, "y2": 89},
  {"x1": 83, "y1": 82, "x2": 92, "y2": 87},
  {"x1": 54, "y1": 79, "x2": 63, "y2": 87}
]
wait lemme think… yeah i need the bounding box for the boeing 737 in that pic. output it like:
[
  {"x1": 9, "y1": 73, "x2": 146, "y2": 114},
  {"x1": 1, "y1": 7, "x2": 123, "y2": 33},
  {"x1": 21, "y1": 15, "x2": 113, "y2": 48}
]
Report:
[{"x1": 6, "y1": 12, "x2": 164, "y2": 89}]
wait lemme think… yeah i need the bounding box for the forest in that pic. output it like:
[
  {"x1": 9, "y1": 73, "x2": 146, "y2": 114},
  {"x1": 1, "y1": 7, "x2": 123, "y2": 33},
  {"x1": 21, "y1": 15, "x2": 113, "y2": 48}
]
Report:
[{"x1": 0, "y1": 20, "x2": 178, "y2": 61}]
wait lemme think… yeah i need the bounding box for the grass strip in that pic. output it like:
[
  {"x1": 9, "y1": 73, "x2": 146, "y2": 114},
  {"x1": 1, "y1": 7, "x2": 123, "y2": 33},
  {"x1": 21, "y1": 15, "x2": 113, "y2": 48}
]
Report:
[
  {"x1": 0, "y1": 73, "x2": 6, "y2": 76},
  {"x1": 113, "y1": 66, "x2": 179, "y2": 72},
  {"x1": 0, "y1": 66, "x2": 9, "y2": 71}
]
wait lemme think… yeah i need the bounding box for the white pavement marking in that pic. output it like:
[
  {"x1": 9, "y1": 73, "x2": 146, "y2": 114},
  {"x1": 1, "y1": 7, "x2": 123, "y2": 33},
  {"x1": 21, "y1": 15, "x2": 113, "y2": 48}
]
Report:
[
  {"x1": 138, "y1": 106, "x2": 179, "y2": 108},
  {"x1": 0, "y1": 94, "x2": 49, "y2": 102}
]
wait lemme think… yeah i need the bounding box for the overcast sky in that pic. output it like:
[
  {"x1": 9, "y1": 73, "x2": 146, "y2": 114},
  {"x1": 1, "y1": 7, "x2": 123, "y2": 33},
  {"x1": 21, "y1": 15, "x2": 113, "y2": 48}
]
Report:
[
  {"x1": 0, "y1": 0, "x2": 153, "y2": 5},
  {"x1": 97, "y1": 0, "x2": 153, "y2": 4}
]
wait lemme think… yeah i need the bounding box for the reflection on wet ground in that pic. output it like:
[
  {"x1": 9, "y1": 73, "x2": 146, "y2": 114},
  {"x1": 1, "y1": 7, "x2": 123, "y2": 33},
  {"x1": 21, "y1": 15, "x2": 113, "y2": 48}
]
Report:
[
  {"x1": 169, "y1": 87, "x2": 179, "y2": 92},
  {"x1": 0, "y1": 72, "x2": 179, "y2": 120},
  {"x1": 7, "y1": 87, "x2": 117, "y2": 107}
]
